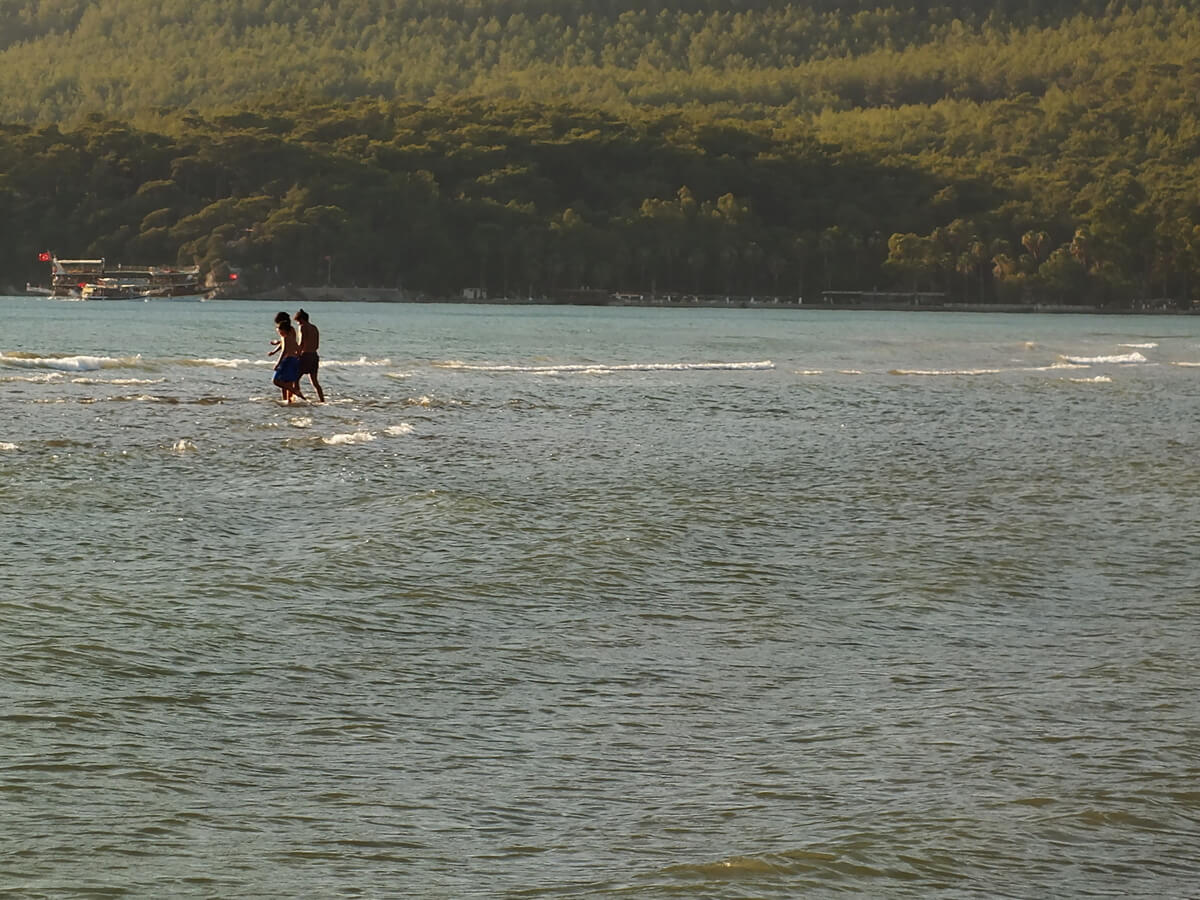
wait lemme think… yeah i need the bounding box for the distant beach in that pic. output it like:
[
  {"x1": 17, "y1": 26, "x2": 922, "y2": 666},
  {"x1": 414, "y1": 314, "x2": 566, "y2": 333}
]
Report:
[{"x1": 212, "y1": 284, "x2": 1191, "y2": 314}]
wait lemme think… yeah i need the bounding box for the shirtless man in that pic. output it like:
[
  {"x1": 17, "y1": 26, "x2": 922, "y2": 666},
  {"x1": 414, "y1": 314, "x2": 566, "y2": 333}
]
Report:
[{"x1": 294, "y1": 308, "x2": 325, "y2": 402}]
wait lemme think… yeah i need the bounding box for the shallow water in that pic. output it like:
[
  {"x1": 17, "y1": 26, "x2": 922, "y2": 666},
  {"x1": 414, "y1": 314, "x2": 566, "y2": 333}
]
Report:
[{"x1": 2, "y1": 297, "x2": 1199, "y2": 897}]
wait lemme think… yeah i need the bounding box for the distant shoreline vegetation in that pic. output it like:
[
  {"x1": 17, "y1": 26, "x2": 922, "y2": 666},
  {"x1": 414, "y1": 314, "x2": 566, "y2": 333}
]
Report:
[{"x1": 3, "y1": 1, "x2": 1199, "y2": 308}]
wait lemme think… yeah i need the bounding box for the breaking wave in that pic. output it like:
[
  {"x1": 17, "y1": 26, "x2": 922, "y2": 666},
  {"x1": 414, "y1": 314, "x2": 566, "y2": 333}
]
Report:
[
  {"x1": 187, "y1": 356, "x2": 390, "y2": 369},
  {"x1": 323, "y1": 430, "x2": 376, "y2": 445},
  {"x1": 0, "y1": 351, "x2": 142, "y2": 371},
  {"x1": 890, "y1": 367, "x2": 1004, "y2": 376},
  {"x1": 434, "y1": 359, "x2": 774, "y2": 375},
  {"x1": 71, "y1": 377, "x2": 166, "y2": 385},
  {"x1": 1061, "y1": 351, "x2": 1147, "y2": 364},
  {"x1": 0, "y1": 371, "x2": 64, "y2": 383}
]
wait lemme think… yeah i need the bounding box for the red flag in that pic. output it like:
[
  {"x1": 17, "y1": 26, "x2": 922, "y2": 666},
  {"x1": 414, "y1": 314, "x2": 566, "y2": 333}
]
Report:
[{"x1": 38, "y1": 251, "x2": 51, "y2": 262}]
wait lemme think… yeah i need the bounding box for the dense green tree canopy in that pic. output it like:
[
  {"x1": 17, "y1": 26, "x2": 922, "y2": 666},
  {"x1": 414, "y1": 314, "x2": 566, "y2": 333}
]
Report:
[{"x1": 1, "y1": 0, "x2": 1198, "y2": 304}]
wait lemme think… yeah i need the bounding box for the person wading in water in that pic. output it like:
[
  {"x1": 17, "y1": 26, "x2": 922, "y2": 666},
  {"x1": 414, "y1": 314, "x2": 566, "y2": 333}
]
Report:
[
  {"x1": 294, "y1": 308, "x2": 325, "y2": 402},
  {"x1": 268, "y1": 311, "x2": 305, "y2": 403}
]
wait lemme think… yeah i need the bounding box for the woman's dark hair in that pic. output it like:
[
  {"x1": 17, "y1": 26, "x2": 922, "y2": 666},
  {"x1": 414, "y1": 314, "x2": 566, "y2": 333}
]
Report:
[{"x1": 274, "y1": 311, "x2": 290, "y2": 325}]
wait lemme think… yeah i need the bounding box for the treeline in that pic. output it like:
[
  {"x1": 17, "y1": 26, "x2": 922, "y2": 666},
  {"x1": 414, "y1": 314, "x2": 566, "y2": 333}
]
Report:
[
  {"x1": 2, "y1": 91, "x2": 1196, "y2": 306},
  {"x1": 0, "y1": 102, "x2": 940, "y2": 298},
  {"x1": 1, "y1": 0, "x2": 1198, "y2": 304}
]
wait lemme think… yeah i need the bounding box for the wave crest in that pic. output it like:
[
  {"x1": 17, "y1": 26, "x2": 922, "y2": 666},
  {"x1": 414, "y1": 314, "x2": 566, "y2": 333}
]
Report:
[
  {"x1": 890, "y1": 367, "x2": 1003, "y2": 376},
  {"x1": 0, "y1": 351, "x2": 141, "y2": 371},
  {"x1": 434, "y1": 359, "x2": 774, "y2": 375},
  {"x1": 1062, "y1": 351, "x2": 1146, "y2": 364},
  {"x1": 323, "y1": 431, "x2": 376, "y2": 445}
]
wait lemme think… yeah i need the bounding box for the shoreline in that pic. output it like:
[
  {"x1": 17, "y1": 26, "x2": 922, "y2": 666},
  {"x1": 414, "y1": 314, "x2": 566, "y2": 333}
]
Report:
[
  {"x1": 6, "y1": 284, "x2": 1191, "y2": 314},
  {"x1": 213, "y1": 285, "x2": 1192, "y2": 315}
]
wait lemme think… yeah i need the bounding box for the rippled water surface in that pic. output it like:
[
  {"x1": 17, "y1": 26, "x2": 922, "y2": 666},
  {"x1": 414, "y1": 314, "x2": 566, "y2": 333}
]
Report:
[{"x1": 2, "y1": 297, "x2": 1199, "y2": 897}]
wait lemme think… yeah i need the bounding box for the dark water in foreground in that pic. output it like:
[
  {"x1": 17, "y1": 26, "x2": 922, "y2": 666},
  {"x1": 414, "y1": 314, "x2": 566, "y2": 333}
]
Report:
[{"x1": 2, "y1": 298, "x2": 1199, "y2": 897}]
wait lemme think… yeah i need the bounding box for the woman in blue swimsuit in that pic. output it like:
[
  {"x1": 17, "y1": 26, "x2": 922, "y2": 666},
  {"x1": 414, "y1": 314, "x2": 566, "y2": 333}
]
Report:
[{"x1": 268, "y1": 311, "x2": 306, "y2": 403}]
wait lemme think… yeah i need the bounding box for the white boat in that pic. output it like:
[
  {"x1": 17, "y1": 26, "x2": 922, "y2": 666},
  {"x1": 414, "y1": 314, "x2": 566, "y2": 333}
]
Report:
[
  {"x1": 80, "y1": 279, "x2": 147, "y2": 301},
  {"x1": 44, "y1": 253, "x2": 209, "y2": 299}
]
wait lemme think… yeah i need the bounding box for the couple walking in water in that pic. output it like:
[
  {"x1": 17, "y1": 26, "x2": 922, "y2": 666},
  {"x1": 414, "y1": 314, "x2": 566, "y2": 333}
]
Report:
[{"x1": 269, "y1": 309, "x2": 325, "y2": 403}]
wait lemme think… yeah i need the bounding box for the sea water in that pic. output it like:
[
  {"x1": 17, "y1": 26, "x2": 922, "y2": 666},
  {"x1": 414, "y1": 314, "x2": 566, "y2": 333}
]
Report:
[{"x1": 2, "y1": 297, "x2": 1199, "y2": 897}]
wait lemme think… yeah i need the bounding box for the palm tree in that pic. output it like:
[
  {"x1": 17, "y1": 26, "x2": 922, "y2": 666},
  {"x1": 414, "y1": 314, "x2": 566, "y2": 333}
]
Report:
[
  {"x1": 1021, "y1": 229, "x2": 1051, "y2": 265},
  {"x1": 1069, "y1": 228, "x2": 1093, "y2": 271}
]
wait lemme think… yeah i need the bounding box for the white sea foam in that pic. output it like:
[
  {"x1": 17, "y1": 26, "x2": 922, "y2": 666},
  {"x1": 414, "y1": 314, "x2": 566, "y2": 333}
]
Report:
[
  {"x1": 172, "y1": 439, "x2": 197, "y2": 452},
  {"x1": 435, "y1": 359, "x2": 774, "y2": 375},
  {"x1": 329, "y1": 357, "x2": 391, "y2": 368},
  {"x1": 1, "y1": 371, "x2": 64, "y2": 383},
  {"x1": 1029, "y1": 362, "x2": 1090, "y2": 371},
  {"x1": 324, "y1": 431, "x2": 376, "y2": 445},
  {"x1": 891, "y1": 367, "x2": 1003, "y2": 376},
  {"x1": 0, "y1": 351, "x2": 139, "y2": 371},
  {"x1": 1062, "y1": 352, "x2": 1146, "y2": 364},
  {"x1": 385, "y1": 423, "x2": 415, "y2": 436},
  {"x1": 190, "y1": 357, "x2": 251, "y2": 369},
  {"x1": 0, "y1": 441, "x2": 18, "y2": 451},
  {"x1": 188, "y1": 355, "x2": 390, "y2": 370},
  {"x1": 289, "y1": 416, "x2": 313, "y2": 428},
  {"x1": 72, "y1": 376, "x2": 166, "y2": 385},
  {"x1": 1120, "y1": 342, "x2": 1158, "y2": 349},
  {"x1": 1171, "y1": 361, "x2": 1200, "y2": 368},
  {"x1": 796, "y1": 369, "x2": 824, "y2": 375},
  {"x1": 1070, "y1": 375, "x2": 1113, "y2": 383}
]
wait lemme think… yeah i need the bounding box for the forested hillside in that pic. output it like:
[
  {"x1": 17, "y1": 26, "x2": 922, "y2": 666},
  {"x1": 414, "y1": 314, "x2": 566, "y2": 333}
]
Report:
[
  {"x1": 2, "y1": 0, "x2": 1199, "y2": 304},
  {"x1": 1, "y1": 0, "x2": 1189, "y2": 122}
]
